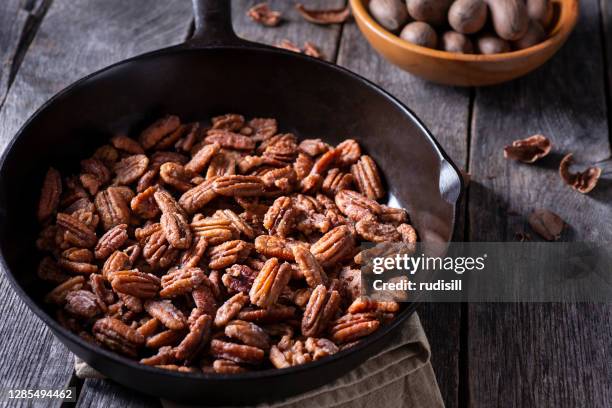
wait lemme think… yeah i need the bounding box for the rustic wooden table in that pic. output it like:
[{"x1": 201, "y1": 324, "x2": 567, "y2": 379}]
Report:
[{"x1": 0, "y1": 0, "x2": 610, "y2": 407}]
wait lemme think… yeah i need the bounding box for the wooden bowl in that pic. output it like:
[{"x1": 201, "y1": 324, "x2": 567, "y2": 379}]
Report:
[{"x1": 350, "y1": 0, "x2": 579, "y2": 86}]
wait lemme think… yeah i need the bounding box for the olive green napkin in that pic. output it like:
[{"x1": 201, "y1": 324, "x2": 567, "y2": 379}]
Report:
[{"x1": 75, "y1": 313, "x2": 444, "y2": 408}]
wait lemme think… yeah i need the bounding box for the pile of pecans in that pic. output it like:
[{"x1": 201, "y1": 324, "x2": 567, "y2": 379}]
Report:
[{"x1": 36, "y1": 113, "x2": 417, "y2": 374}]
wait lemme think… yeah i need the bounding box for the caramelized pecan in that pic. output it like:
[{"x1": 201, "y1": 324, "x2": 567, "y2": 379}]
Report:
[
  {"x1": 184, "y1": 142, "x2": 220, "y2": 174},
  {"x1": 95, "y1": 224, "x2": 128, "y2": 259},
  {"x1": 178, "y1": 178, "x2": 218, "y2": 214},
  {"x1": 56, "y1": 213, "x2": 97, "y2": 248},
  {"x1": 214, "y1": 292, "x2": 249, "y2": 327},
  {"x1": 292, "y1": 246, "x2": 327, "y2": 288},
  {"x1": 302, "y1": 285, "x2": 341, "y2": 337},
  {"x1": 351, "y1": 155, "x2": 384, "y2": 200},
  {"x1": 213, "y1": 175, "x2": 264, "y2": 197},
  {"x1": 139, "y1": 115, "x2": 181, "y2": 150},
  {"x1": 225, "y1": 320, "x2": 270, "y2": 350},
  {"x1": 210, "y1": 339, "x2": 265, "y2": 365},
  {"x1": 174, "y1": 314, "x2": 211, "y2": 361},
  {"x1": 110, "y1": 269, "x2": 161, "y2": 298},
  {"x1": 208, "y1": 240, "x2": 252, "y2": 269},
  {"x1": 263, "y1": 196, "x2": 298, "y2": 237},
  {"x1": 114, "y1": 154, "x2": 149, "y2": 185},
  {"x1": 191, "y1": 214, "x2": 237, "y2": 245},
  {"x1": 144, "y1": 300, "x2": 187, "y2": 330},
  {"x1": 154, "y1": 190, "x2": 192, "y2": 249},
  {"x1": 93, "y1": 317, "x2": 145, "y2": 357},
  {"x1": 160, "y1": 267, "x2": 206, "y2": 298},
  {"x1": 330, "y1": 313, "x2": 380, "y2": 344},
  {"x1": 95, "y1": 187, "x2": 131, "y2": 231},
  {"x1": 310, "y1": 225, "x2": 355, "y2": 267},
  {"x1": 249, "y1": 258, "x2": 292, "y2": 308}
]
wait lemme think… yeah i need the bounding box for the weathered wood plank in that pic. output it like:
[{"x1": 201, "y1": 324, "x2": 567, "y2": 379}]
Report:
[
  {"x1": 602, "y1": 0, "x2": 612, "y2": 145},
  {"x1": 468, "y1": 0, "x2": 612, "y2": 406},
  {"x1": 337, "y1": 16, "x2": 470, "y2": 408},
  {"x1": 232, "y1": 0, "x2": 345, "y2": 62},
  {"x1": 77, "y1": 379, "x2": 161, "y2": 408},
  {"x1": 0, "y1": 0, "x2": 193, "y2": 404}
]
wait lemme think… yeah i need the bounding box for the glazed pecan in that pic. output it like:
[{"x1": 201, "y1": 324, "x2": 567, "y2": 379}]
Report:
[
  {"x1": 254, "y1": 235, "x2": 307, "y2": 261},
  {"x1": 118, "y1": 292, "x2": 143, "y2": 313},
  {"x1": 212, "y1": 359, "x2": 247, "y2": 374},
  {"x1": 137, "y1": 223, "x2": 180, "y2": 269},
  {"x1": 180, "y1": 236, "x2": 208, "y2": 268},
  {"x1": 178, "y1": 178, "x2": 218, "y2": 214},
  {"x1": 94, "y1": 144, "x2": 120, "y2": 165},
  {"x1": 65, "y1": 290, "x2": 101, "y2": 318},
  {"x1": 212, "y1": 114, "x2": 245, "y2": 131},
  {"x1": 140, "y1": 345, "x2": 175, "y2": 366},
  {"x1": 225, "y1": 320, "x2": 270, "y2": 350},
  {"x1": 214, "y1": 292, "x2": 249, "y2": 327},
  {"x1": 335, "y1": 139, "x2": 361, "y2": 166},
  {"x1": 139, "y1": 115, "x2": 181, "y2": 150},
  {"x1": 38, "y1": 168, "x2": 62, "y2": 221},
  {"x1": 111, "y1": 134, "x2": 144, "y2": 154},
  {"x1": 330, "y1": 313, "x2": 380, "y2": 344},
  {"x1": 95, "y1": 187, "x2": 131, "y2": 231},
  {"x1": 260, "y1": 166, "x2": 297, "y2": 193},
  {"x1": 184, "y1": 142, "x2": 220, "y2": 174},
  {"x1": 310, "y1": 225, "x2": 355, "y2": 267},
  {"x1": 192, "y1": 283, "x2": 217, "y2": 316},
  {"x1": 93, "y1": 317, "x2": 145, "y2": 357},
  {"x1": 214, "y1": 209, "x2": 256, "y2": 239},
  {"x1": 305, "y1": 337, "x2": 339, "y2": 360},
  {"x1": 249, "y1": 258, "x2": 292, "y2": 308},
  {"x1": 208, "y1": 240, "x2": 252, "y2": 269},
  {"x1": 44, "y1": 276, "x2": 85, "y2": 304},
  {"x1": 160, "y1": 162, "x2": 192, "y2": 192},
  {"x1": 144, "y1": 300, "x2": 187, "y2": 330},
  {"x1": 191, "y1": 214, "x2": 237, "y2": 244},
  {"x1": 322, "y1": 168, "x2": 353, "y2": 196},
  {"x1": 110, "y1": 269, "x2": 161, "y2": 298},
  {"x1": 262, "y1": 134, "x2": 298, "y2": 163},
  {"x1": 222, "y1": 264, "x2": 258, "y2": 294},
  {"x1": 237, "y1": 305, "x2": 296, "y2": 323},
  {"x1": 102, "y1": 250, "x2": 131, "y2": 279},
  {"x1": 80, "y1": 158, "x2": 111, "y2": 195},
  {"x1": 355, "y1": 218, "x2": 401, "y2": 243},
  {"x1": 90, "y1": 274, "x2": 114, "y2": 310},
  {"x1": 299, "y1": 139, "x2": 330, "y2": 157},
  {"x1": 212, "y1": 175, "x2": 264, "y2": 197},
  {"x1": 58, "y1": 248, "x2": 98, "y2": 274},
  {"x1": 205, "y1": 130, "x2": 256, "y2": 151},
  {"x1": 334, "y1": 189, "x2": 381, "y2": 221},
  {"x1": 114, "y1": 154, "x2": 149, "y2": 185},
  {"x1": 146, "y1": 329, "x2": 184, "y2": 349},
  {"x1": 294, "y1": 153, "x2": 313, "y2": 181},
  {"x1": 397, "y1": 223, "x2": 418, "y2": 245},
  {"x1": 95, "y1": 224, "x2": 128, "y2": 259},
  {"x1": 154, "y1": 190, "x2": 192, "y2": 249},
  {"x1": 57, "y1": 213, "x2": 97, "y2": 248},
  {"x1": 380, "y1": 205, "x2": 408, "y2": 225},
  {"x1": 160, "y1": 267, "x2": 206, "y2": 298},
  {"x1": 339, "y1": 267, "x2": 361, "y2": 301},
  {"x1": 351, "y1": 155, "x2": 384, "y2": 200},
  {"x1": 292, "y1": 246, "x2": 327, "y2": 288},
  {"x1": 302, "y1": 285, "x2": 341, "y2": 337},
  {"x1": 206, "y1": 150, "x2": 237, "y2": 179},
  {"x1": 249, "y1": 118, "x2": 277, "y2": 141},
  {"x1": 130, "y1": 186, "x2": 160, "y2": 219},
  {"x1": 175, "y1": 314, "x2": 212, "y2": 361},
  {"x1": 247, "y1": 2, "x2": 282, "y2": 27},
  {"x1": 348, "y1": 297, "x2": 399, "y2": 314},
  {"x1": 263, "y1": 196, "x2": 298, "y2": 237},
  {"x1": 210, "y1": 339, "x2": 264, "y2": 365}
]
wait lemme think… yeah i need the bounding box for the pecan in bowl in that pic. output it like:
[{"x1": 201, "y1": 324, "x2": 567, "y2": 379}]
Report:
[{"x1": 34, "y1": 113, "x2": 417, "y2": 374}]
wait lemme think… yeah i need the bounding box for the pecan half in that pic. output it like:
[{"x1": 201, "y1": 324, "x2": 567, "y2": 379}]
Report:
[
  {"x1": 192, "y1": 283, "x2": 217, "y2": 316},
  {"x1": 102, "y1": 251, "x2": 131, "y2": 279},
  {"x1": 351, "y1": 155, "x2": 384, "y2": 200},
  {"x1": 558, "y1": 153, "x2": 602, "y2": 194},
  {"x1": 144, "y1": 300, "x2": 187, "y2": 330},
  {"x1": 58, "y1": 248, "x2": 98, "y2": 274},
  {"x1": 139, "y1": 115, "x2": 181, "y2": 150},
  {"x1": 225, "y1": 320, "x2": 270, "y2": 350},
  {"x1": 37, "y1": 257, "x2": 70, "y2": 283},
  {"x1": 111, "y1": 135, "x2": 144, "y2": 154},
  {"x1": 335, "y1": 189, "x2": 381, "y2": 221},
  {"x1": 305, "y1": 337, "x2": 339, "y2": 361},
  {"x1": 212, "y1": 175, "x2": 264, "y2": 197},
  {"x1": 160, "y1": 267, "x2": 206, "y2": 298},
  {"x1": 292, "y1": 246, "x2": 327, "y2": 288},
  {"x1": 178, "y1": 178, "x2": 218, "y2": 214},
  {"x1": 137, "y1": 223, "x2": 180, "y2": 269},
  {"x1": 208, "y1": 240, "x2": 252, "y2": 269},
  {"x1": 184, "y1": 142, "x2": 220, "y2": 174},
  {"x1": 222, "y1": 264, "x2": 258, "y2": 294},
  {"x1": 57, "y1": 213, "x2": 97, "y2": 248},
  {"x1": 191, "y1": 214, "x2": 237, "y2": 245},
  {"x1": 206, "y1": 150, "x2": 237, "y2": 179},
  {"x1": 93, "y1": 317, "x2": 145, "y2": 357},
  {"x1": 212, "y1": 114, "x2": 245, "y2": 131},
  {"x1": 335, "y1": 139, "x2": 361, "y2": 166},
  {"x1": 215, "y1": 292, "x2": 249, "y2": 327},
  {"x1": 205, "y1": 130, "x2": 256, "y2": 151},
  {"x1": 302, "y1": 285, "x2": 341, "y2": 337},
  {"x1": 130, "y1": 186, "x2": 160, "y2": 219},
  {"x1": 503, "y1": 134, "x2": 552, "y2": 163},
  {"x1": 330, "y1": 313, "x2": 380, "y2": 344},
  {"x1": 114, "y1": 154, "x2": 149, "y2": 185},
  {"x1": 348, "y1": 297, "x2": 399, "y2": 314},
  {"x1": 110, "y1": 269, "x2": 161, "y2": 298},
  {"x1": 247, "y1": 2, "x2": 282, "y2": 27},
  {"x1": 310, "y1": 225, "x2": 355, "y2": 267},
  {"x1": 37, "y1": 168, "x2": 63, "y2": 222},
  {"x1": 154, "y1": 190, "x2": 192, "y2": 249},
  {"x1": 175, "y1": 314, "x2": 212, "y2": 361},
  {"x1": 180, "y1": 236, "x2": 208, "y2": 268},
  {"x1": 95, "y1": 224, "x2": 128, "y2": 259},
  {"x1": 95, "y1": 187, "x2": 131, "y2": 231},
  {"x1": 355, "y1": 218, "x2": 401, "y2": 243},
  {"x1": 249, "y1": 118, "x2": 277, "y2": 141},
  {"x1": 299, "y1": 139, "x2": 330, "y2": 157},
  {"x1": 254, "y1": 235, "x2": 307, "y2": 261},
  {"x1": 210, "y1": 339, "x2": 265, "y2": 365},
  {"x1": 80, "y1": 158, "x2": 111, "y2": 195},
  {"x1": 65, "y1": 290, "x2": 101, "y2": 318},
  {"x1": 237, "y1": 305, "x2": 296, "y2": 323},
  {"x1": 160, "y1": 162, "x2": 192, "y2": 192},
  {"x1": 322, "y1": 168, "x2": 353, "y2": 196},
  {"x1": 213, "y1": 359, "x2": 248, "y2": 374},
  {"x1": 214, "y1": 209, "x2": 256, "y2": 239},
  {"x1": 263, "y1": 196, "x2": 298, "y2": 237},
  {"x1": 45, "y1": 276, "x2": 85, "y2": 304},
  {"x1": 249, "y1": 258, "x2": 292, "y2": 308}
]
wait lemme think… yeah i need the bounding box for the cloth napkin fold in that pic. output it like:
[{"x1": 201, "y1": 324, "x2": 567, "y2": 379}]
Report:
[{"x1": 75, "y1": 313, "x2": 444, "y2": 408}]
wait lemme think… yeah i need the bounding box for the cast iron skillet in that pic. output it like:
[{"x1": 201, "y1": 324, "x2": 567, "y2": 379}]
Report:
[{"x1": 0, "y1": 0, "x2": 462, "y2": 405}]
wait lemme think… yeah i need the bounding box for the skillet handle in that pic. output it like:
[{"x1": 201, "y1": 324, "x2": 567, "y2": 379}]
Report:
[{"x1": 186, "y1": 0, "x2": 245, "y2": 47}]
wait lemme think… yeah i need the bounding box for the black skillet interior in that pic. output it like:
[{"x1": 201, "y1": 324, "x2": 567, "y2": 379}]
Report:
[{"x1": 0, "y1": 0, "x2": 462, "y2": 405}]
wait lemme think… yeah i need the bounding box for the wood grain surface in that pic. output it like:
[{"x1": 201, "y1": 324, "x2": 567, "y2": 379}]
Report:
[{"x1": 467, "y1": 0, "x2": 612, "y2": 406}]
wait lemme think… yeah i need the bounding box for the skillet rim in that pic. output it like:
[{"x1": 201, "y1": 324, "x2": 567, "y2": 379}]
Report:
[{"x1": 0, "y1": 43, "x2": 463, "y2": 382}]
